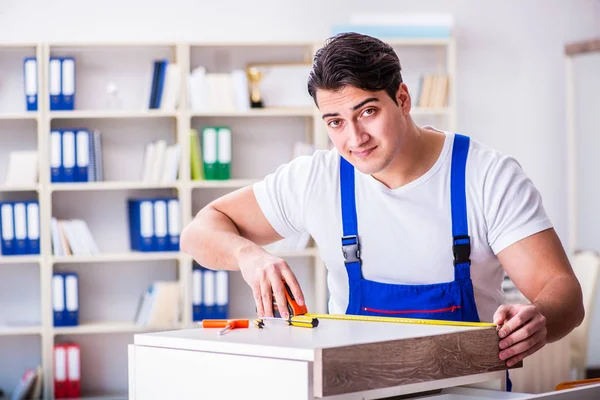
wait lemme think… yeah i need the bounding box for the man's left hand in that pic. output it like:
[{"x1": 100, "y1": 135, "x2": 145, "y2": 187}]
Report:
[{"x1": 493, "y1": 304, "x2": 548, "y2": 367}]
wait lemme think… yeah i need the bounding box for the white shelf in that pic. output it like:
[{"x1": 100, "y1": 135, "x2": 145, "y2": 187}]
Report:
[
  {"x1": 50, "y1": 181, "x2": 179, "y2": 192},
  {"x1": 0, "y1": 325, "x2": 42, "y2": 336},
  {"x1": 49, "y1": 109, "x2": 178, "y2": 119},
  {"x1": 385, "y1": 37, "x2": 452, "y2": 46},
  {"x1": 0, "y1": 112, "x2": 39, "y2": 120},
  {"x1": 191, "y1": 107, "x2": 315, "y2": 117},
  {"x1": 0, "y1": 255, "x2": 40, "y2": 264},
  {"x1": 52, "y1": 252, "x2": 180, "y2": 264},
  {"x1": 0, "y1": 184, "x2": 40, "y2": 192},
  {"x1": 189, "y1": 179, "x2": 260, "y2": 189},
  {"x1": 53, "y1": 321, "x2": 184, "y2": 335}
]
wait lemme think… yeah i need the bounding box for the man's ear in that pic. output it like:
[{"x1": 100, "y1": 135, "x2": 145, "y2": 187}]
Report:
[{"x1": 396, "y1": 83, "x2": 410, "y2": 111}]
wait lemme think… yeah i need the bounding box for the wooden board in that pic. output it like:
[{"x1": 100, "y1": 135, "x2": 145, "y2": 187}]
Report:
[
  {"x1": 315, "y1": 326, "x2": 518, "y2": 397},
  {"x1": 134, "y1": 319, "x2": 512, "y2": 397},
  {"x1": 565, "y1": 38, "x2": 600, "y2": 56}
]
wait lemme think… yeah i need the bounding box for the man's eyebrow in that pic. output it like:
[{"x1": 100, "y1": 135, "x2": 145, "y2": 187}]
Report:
[
  {"x1": 321, "y1": 98, "x2": 380, "y2": 120},
  {"x1": 352, "y1": 97, "x2": 379, "y2": 110}
]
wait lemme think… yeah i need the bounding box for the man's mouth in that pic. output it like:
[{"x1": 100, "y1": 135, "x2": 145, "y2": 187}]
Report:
[{"x1": 351, "y1": 146, "x2": 376, "y2": 158}]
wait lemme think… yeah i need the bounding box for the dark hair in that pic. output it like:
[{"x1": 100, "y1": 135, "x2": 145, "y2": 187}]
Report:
[{"x1": 307, "y1": 32, "x2": 403, "y2": 106}]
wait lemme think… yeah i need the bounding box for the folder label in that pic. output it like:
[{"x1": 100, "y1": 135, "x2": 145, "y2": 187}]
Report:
[
  {"x1": 140, "y1": 201, "x2": 153, "y2": 238},
  {"x1": 192, "y1": 268, "x2": 202, "y2": 305},
  {"x1": 216, "y1": 271, "x2": 228, "y2": 306},
  {"x1": 1, "y1": 204, "x2": 14, "y2": 240},
  {"x1": 53, "y1": 275, "x2": 65, "y2": 312},
  {"x1": 27, "y1": 202, "x2": 40, "y2": 240},
  {"x1": 203, "y1": 128, "x2": 217, "y2": 163},
  {"x1": 218, "y1": 128, "x2": 231, "y2": 163},
  {"x1": 54, "y1": 346, "x2": 67, "y2": 382},
  {"x1": 67, "y1": 345, "x2": 81, "y2": 379},
  {"x1": 65, "y1": 275, "x2": 79, "y2": 311},
  {"x1": 203, "y1": 270, "x2": 215, "y2": 307}
]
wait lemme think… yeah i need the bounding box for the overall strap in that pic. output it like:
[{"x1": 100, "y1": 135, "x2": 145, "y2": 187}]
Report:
[
  {"x1": 339, "y1": 156, "x2": 362, "y2": 282},
  {"x1": 450, "y1": 134, "x2": 472, "y2": 280}
]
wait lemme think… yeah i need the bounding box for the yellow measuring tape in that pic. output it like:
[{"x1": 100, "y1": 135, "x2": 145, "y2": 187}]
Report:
[{"x1": 303, "y1": 313, "x2": 496, "y2": 328}]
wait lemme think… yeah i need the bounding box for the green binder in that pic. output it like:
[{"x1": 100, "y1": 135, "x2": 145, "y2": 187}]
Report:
[
  {"x1": 217, "y1": 127, "x2": 231, "y2": 180},
  {"x1": 201, "y1": 127, "x2": 218, "y2": 180}
]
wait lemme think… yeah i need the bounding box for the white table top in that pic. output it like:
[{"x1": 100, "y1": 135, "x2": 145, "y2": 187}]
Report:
[{"x1": 134, "y1": 318, "x2": 488, "y2": 361}]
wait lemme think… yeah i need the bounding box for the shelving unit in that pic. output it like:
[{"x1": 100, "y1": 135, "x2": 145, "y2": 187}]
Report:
[{"x1": 0, "y1": 36, "x2": 456, "y2": 399}]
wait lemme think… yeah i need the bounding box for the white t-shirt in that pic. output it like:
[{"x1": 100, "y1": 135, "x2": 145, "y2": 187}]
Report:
[{"x1": 253, "y1": 130, "x2": 553, "y2": 322}]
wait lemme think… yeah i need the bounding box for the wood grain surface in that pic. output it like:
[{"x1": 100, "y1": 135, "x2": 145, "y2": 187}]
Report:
[
  {"x1": 565, "y1": 38, "x2": 600, "y2": 56},
  {"x1": 317, "y1": 327, "x2": 518, "y2": 397}
]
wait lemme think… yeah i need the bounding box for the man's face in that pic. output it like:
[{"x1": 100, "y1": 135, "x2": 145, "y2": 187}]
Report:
[{"x1": 316, "y1": 85, "x2": 408, "y2": 176}]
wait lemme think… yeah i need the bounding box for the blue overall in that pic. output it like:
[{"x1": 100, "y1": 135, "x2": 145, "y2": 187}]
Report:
[{"x1": 339, "y1": 134, "x2": 512, "y2": 391}]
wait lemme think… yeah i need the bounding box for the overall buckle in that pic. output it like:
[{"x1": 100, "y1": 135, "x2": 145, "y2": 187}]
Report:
[
  {"x1": 341, "y1": 235, "x2": 361, "y2": 264},
  {"x1": 453, "y1": 235, "x2": 471, "y2": 266}
]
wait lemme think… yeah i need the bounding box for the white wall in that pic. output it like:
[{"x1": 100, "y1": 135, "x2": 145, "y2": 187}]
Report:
[{"x1": 2, "y1": 0, "x2": 600, "y2": 363}]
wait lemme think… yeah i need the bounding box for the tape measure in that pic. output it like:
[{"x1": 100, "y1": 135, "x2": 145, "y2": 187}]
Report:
[
  {"x1": 272, "y1": 280, "x2": 496, "y2": 329},
  {"x1": 303, "y1": 313, "x2": 496, "y2": 328}
]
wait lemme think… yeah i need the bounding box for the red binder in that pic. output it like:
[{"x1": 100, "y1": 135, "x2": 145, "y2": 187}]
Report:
[
  {"x1": 66, "y1": 343, "x2": 81, "y2": 398},
  {"x1": 53, "y1": 344, "x2": 68, "y2": 398}
]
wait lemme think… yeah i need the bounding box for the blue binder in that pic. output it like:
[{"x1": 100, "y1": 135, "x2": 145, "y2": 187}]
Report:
[
  {"x1": 49, "y1": 57, "x2": 62, "y2": 111},
  {"x1": 153, "y1": 199, "x2": 168, "y2": 251},
  {"x1": 192, "y1": 265, "x2": 203, "y2": 321},
  {"x1": 13, "y1": 202, "x2": 27, "y2": 255},
  {"x1": 0, "y1": 202, "x2": 16, "y2": 255},
  {"x1": 25, "y1": 201, "x2": 40, "y2": 255},
  {"x1": 64, "y1": 272, "x2": 79, "y2": 326},
  {"x1": 61, "y1": 57, "x2": 75, "y2": 110},
  {"x1": 214, "y1": 270, "x2": 229, "y2": 319},
  {"x1": 52, "y1": 272, "x2": 79, "y2": 327},
  {"x1": 50, "y1": 130, "x2": 63, "y2": 182},
  {"x1": 128, "y1": 199, "x2": 155, "y2": 252},
  {"x1": 61, "y1": 130, "x2": 76, "y2": 182},
  {"x1": 52, "y1": 273, "x2": 66, "y2": 327},
  {"x1": 23, "y1": 57, "x2": 38, "y2": 111},
  {"x1": 167, "y1": 198, "x2": 180, "y2": 251},
  {"x1": 74, "y1": 129, "x2": 90, "y2": 182}
]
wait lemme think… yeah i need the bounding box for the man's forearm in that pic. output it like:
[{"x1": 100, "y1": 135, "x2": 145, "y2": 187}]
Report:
[
  {"x1": 532, "y1": 275, "x2": 584, "y2": 342},
  {"x1": 180, "y1": 207, "x2": 263, "y2": 271}
]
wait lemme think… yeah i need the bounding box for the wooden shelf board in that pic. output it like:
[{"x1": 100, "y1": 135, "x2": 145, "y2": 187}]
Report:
[
  {"x1": 0, "y1": 325, "x2": 42, "y2": 336},
  {"x1": 52, "y1": 252, "x2": 180, "y2": 264},
  {"x1": 191, "y1": 107, "x2": 315, "y2": 117},
  {"x1": 0, "y1": 255, "x2": 41, "y2": 264},
  {"x1": 53, "y1": 321, "x2": 183, "y2": 335},
  {"x1": 51, "y1": 181, "x2": 179, "y2": 192},
  {"x1": 189, "y1": 179, "x2": 260, "y2": 189},
  {"x1": 49, "y1": 109, "x2": 178, "y2": 119}
]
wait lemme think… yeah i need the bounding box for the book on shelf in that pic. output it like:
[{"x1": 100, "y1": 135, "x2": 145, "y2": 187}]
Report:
[
  {"x1": 192, "y1": 265, "x2": 229, "y2": 322},
  {"x1": 415, "y1": 74, "x2": 449, "y2": 108},
  {"x1": 128, "y1": 198, "x2": 180, "y2": 252},
  {"x1": 52, "y1": 272, "x2": 79, "y2": 327},
  {"x1": 51, "y1": 218, "x2": 99, "y2": 256},
  {"x1": 148, "y1": 59, "x2": 181, "y2": 111},
  {"x1": 141, "y1": 139, "x2": 181, "y2": 184},
  {"x1": 187, "y1": 67, "x2": 250, "y2": 112},
  {"x1": 49, "y1": 57, "x2": 75, "y2": 111},
  {"x1": 51, "y1": 129, "x2": 104, "y2": 183},
  {"x1": 53, "y1": 343, "x2": 80, "y2": 398},
  {"x1": 190, "y1": 129, "x2": 205, "y2": 180},
  {"x1": 134, "y1": 281, "x2": 180, "y2": 327},
  {"x1": 10, "y1": 365, "x2": 42, "y2": 400},
  {"x1": 0, "y1": 201, "x2": 40, "y2": 255}
]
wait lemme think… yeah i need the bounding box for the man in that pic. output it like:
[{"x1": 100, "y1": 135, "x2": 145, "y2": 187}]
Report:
[{"x1": 181, "y1": 32, "x2": 584, "y2": 369}]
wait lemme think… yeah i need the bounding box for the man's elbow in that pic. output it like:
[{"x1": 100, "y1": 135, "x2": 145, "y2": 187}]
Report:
[{"x1": 180, "y1": 217, "x2": 199, "y2": 256}]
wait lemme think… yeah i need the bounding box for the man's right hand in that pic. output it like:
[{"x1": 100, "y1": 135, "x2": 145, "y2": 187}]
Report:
[{"x1": 237, "y1": 247, "x2": 305, "y2": 319}]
